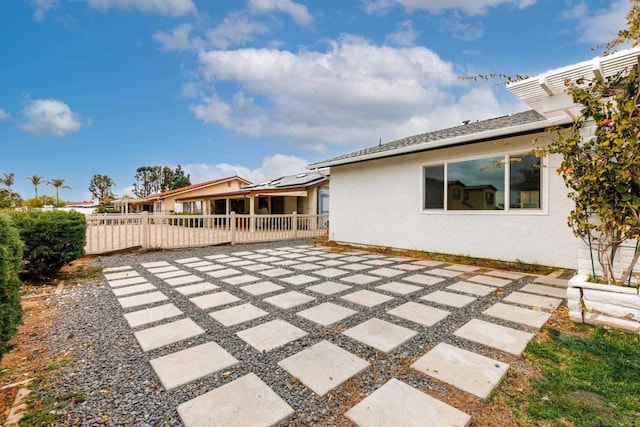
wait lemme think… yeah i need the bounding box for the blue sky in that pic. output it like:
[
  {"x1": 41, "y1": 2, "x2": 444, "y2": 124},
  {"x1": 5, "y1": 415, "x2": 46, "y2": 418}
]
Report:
[{"x1": 0, "y1": 0, "x2": 628, "y2": 202}]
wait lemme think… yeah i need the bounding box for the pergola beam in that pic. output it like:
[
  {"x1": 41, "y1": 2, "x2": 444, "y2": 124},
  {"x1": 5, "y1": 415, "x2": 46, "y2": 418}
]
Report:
[{"x1": 538, "y1": 75, "x2": 556, "y2": 96}]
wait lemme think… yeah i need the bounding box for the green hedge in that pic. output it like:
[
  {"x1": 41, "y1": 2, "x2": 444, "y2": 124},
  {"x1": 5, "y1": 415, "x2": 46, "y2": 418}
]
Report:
[
  {"x1": 10, "y1": 211, "x2": 86, "y2": 279},
  {"x1": 0, "y1": 212, "x2": 23, "y2": 358}
]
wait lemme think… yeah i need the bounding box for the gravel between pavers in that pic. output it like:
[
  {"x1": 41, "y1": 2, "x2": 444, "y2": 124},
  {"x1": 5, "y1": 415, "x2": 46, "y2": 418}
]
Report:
[{"x1": 39, "y1": 239, "x2": 544, "y2": 426}]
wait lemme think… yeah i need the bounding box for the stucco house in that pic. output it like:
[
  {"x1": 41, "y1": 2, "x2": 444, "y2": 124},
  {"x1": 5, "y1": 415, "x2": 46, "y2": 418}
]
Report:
[
  {"x1": 309, "y1": 47, "x2": 640, "y2": 271},
  {"x1": 186, "y1": 169, "x2": 330, "y2": 216}
]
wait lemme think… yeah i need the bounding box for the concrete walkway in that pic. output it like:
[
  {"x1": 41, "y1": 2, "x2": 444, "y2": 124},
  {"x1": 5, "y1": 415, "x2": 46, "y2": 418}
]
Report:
[{"x1": 102, "y1": 245, "x2": 566, "y2": 426}]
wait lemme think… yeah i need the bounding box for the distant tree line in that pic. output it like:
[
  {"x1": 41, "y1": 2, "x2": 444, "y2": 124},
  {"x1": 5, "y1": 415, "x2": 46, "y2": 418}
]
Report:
[
  {"x1": 0, "y1": 164, "x2": 192, "y2": 209},
  {"x1": 132, "y1": 165, "x2": 191, "y2": 198}
]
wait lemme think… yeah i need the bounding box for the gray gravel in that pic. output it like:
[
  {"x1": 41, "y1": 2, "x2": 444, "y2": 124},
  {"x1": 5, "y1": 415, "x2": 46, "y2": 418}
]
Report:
[{"x1": 37, "y1": 239, "x2": 545, "y2": 426}]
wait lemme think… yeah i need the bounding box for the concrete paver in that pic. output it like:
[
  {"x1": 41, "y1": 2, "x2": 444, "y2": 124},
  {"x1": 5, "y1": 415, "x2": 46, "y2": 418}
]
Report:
[
  {"x1": 485, "y1": 270, "x2": 524, "y2": 280},
  {"x1": 454, "y1": 319, "x2": 534, "y2": 356},
  {"x1": 281, "y1": 274, "x2": 320, "y2": 286},
  {"x1": 148, "y1": 266, "x2": 179, "y2": 274},
  {"x1": 394, "y1": 263, "x2": 426, "y2": 271},
  {"x1": 155, "y1": 270, "x2": 190, "y2": 279},
  {"x1": 421, "y1": 290, "x2": 476, "y2": 308},
  {"x1": 141, "y1": 261, "x2": 170, "y2": 268},
  {"x1": 445, "y1": 264, "x2": 481, "y2": 273},
  {"x1": 177, "y1": 373, "x2": 294, "y2": 427},
  {"x1": 387, "y1": 302, "x2": 450, "y2": 327},
  {"x1": 264, "y1": 291, "x2": 315, "y2": 309},
  {"x1": 206, "y1": 268, "x2": 242, "y2": 279},
  {"x1": 503, "y1": 291, "x2": 562, "y2": 311},
  {"x1": 260, "y1": 268, "x2": 294, "y2": 278},
  {"x1": 345, "y1": 378, "x2": 471, "y2": 427},
  {"x1": 222, "y1": 274, "x2": 260, "y2": 286},
  {"x1": 340, "y1": 274, "x2": 380, "y2": 285},
  {"x1": 112, "y1": 283, "x2": 156, "y2": 297},
  {"x1": 340, "y1": 263, "x2": 372, "y2": 271},
  {"x1": 150, "y1": 341, "x2": 238, "y2": 390},
  {"x1": 105, "y1": 270, "x2": 140, "y2": 281},
  {"x1": 343, "y1": 318, "x2": 417, "y2": 353},
  {"x1": 183, "y1": 261, "x2": 211, "y2": 268},
  {"x1": 341, "y1": 290, "x2": 393, "y2": 307},
  {"x1": 446, "y1": 281, "x2": 495, "y2": 297},
  {"x1": 412, "y1": 343, "x2": 509, "y2": 400},
  {"x1": 237, "y1": 319, "x2": 308, "y2": 351},
  {"x1": 402, "y1": 274, "x2": 444, "y2": 286},
  {"x1": 468, "y1": 275, "x2": 512, "y2": 288},
  {"x1": 175, "y1": 282, "x2": 219, "y2": 296},
  {"x1": 368, "y1": 267, "x2": 405, "y2": 277},
  {"x1": 240, "y1": 281, "x2": 284, "y2": 296},
  {"x1": 210, "y1": 303, "x2": 269, "y2": 327},
  {"x1": 124, "y1": 303, "x2": 183, "y2": 328},
  {"x1": 118, "y1": 291, "x2": 168, "y2": 309},
  {"x1": 165, "y1": 275, "x2": 204, "y2": 286},
  {"x1": 375, "y1": 282, "x2": 422, "y2": 295},
  {"x1": 428, "y1": 268, "x2": 464, "y2": 278},
  {"x1": 314, "y1": 268, "x2": 350, "y2": 278},
  {"x1": 176, "y1": 257, "x2": 202, "y2": 264},
  {"x1": 483, "y1": 302, "x2": 551, "y2": 329},
  {"x1": 306, "y1": 281, "x2": 352, "y2": 295},
  {"x1": 103, "y1": 266, "x2": 133, "y2": 273},
  {"x1": 297, "y1": 302, "x2": 357, "y2": 326},
  {"x1": 134, "y1": 318, "x2": 205, "y2": 352},
  {"x1": 190, "y1": 291, "x2": 241, "y2": 310},
  {"x1": 520, "y1": 283, "x2": 567, "y2": 299},
  {"x1": 108, "y1": 276, "x2": 148, "y2": 288},
  {"x1": 278, "y1": 340, "x2": 370, "y2": 396}
]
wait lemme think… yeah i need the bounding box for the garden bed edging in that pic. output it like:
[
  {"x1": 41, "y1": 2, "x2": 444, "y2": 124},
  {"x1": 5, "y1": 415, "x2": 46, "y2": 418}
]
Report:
[{"x1": 568, "y1": 275, "x2": 640, "y2": 333}]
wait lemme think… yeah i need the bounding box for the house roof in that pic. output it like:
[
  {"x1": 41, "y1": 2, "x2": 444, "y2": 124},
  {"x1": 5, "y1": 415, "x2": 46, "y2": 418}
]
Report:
[
  {"x1": 242, "y1": 169, "x2": 329, "y2": 192},
  {"x1": 309, "y1": 110, "x2": 552, "y2": 168},
  {"x1": 142, "y1": 175, "x2": 252, "y2": 201},
  {"x1": 174, "y1": 170, "x2": 330, "y2": 202}
]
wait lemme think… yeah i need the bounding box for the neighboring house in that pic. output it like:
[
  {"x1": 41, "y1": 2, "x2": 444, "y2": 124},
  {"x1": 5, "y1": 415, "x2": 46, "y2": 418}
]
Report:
[
  {"x1": 309, "y1": 47, "x2": 640, "y2": 269},
  {"x1": 113, "y1": 176, "x2": 252, "y2": 214},
  {"x1": 62, "y1": 200, "x2": 99, "y2": 215},
  {"x1": 190, "y1": 169, "x2": 330, "y2": 216}
]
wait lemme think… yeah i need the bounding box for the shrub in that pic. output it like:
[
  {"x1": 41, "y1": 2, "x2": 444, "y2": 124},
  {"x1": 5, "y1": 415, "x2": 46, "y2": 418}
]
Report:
[
  {"x1": 0, "y1": 212, "x2": 23, "y2": 358},
  {"x1": 94, "y1": 205, "x2": 119, "y2": 214},
  {"x1": 10, "y1": 211, "x2": 86, "y2": 279}
]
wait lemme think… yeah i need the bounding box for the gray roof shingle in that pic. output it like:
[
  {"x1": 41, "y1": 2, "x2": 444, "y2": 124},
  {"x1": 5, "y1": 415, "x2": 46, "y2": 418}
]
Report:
[{"x1": 309, "y1": 110, "x2": 548, "y2": 168}]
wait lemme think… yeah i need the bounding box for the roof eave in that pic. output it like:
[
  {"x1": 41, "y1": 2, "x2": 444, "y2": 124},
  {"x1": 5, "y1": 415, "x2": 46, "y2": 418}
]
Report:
[{"x1": 309, "y1": 117, "x2": 565, "y2": 169}]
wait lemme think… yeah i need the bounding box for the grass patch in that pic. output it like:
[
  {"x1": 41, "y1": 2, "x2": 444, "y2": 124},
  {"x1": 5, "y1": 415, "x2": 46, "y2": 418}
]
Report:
[{"x1": 508, "y1": 320, "x2": 640, "y2": 426}]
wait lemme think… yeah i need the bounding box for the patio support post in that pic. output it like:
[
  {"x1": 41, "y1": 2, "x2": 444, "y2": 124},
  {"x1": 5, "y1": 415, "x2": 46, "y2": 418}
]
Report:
[
  {"x1": 141, "y1": 211, "x2": 149, "y2": 249},
  {"x1": 249, "y1": 196, "x2": 255, "y2": 233},
  {"x1": 292, "y1": 211, "x2": 298, "y2": 238},
  {"x1": 230, "y1": 211, "x2": 236, "y2": 245}
]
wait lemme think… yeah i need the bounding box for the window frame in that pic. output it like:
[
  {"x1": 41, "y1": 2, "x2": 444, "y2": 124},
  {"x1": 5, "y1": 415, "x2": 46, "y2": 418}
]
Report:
[{"x1": 421, "y1": 151, "x2": 548, "y2": 215}]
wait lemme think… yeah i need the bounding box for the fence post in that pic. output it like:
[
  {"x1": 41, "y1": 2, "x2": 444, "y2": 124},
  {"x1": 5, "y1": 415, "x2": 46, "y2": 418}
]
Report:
[
  {"x1": 230, "y1": 211, "x2": 236, "y2": 245},
  {"x1": 292, "y1": 212, "x2": 298, "y2": 238},
  {"x1": 141, "y1": 212, "x2": 149, "y2": 248},
  {"x1": 250, "y1": 212, "x2": 255, "y2": 233}
]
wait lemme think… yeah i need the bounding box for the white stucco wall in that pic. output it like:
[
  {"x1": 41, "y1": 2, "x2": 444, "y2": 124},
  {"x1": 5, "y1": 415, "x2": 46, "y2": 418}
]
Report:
[{"x1": 329, "y1": 132, "x2": 579, "y2": 268}]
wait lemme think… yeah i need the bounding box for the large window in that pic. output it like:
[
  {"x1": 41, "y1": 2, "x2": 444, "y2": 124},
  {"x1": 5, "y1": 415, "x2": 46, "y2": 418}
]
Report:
[{"x1": 424, "y1": 153, "x2": 541, "y2": 211}]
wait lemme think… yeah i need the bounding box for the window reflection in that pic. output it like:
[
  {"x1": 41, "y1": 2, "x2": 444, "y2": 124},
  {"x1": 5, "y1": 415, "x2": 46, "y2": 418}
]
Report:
[
  {"x1": 510, "y1": 154, "x2": 541, "y2": 208},
  {"x1": 447, "y1": 157, "x2": 505, "y2": 210}
]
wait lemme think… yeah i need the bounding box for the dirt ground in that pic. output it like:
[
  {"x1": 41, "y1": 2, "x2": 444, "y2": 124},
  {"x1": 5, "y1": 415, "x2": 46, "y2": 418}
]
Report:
[{"x1": 0, "y1": 257, "x2": 556, "y2": 426}]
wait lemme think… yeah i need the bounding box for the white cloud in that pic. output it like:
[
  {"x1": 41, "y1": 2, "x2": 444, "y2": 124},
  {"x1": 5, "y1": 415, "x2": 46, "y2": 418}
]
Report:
[
  {"x1": 206, "y1": 12, "x2": 270, "y2": 49},
  {"x1": 362, "y1": 0, "x2": 536, "y2": 15},
  {"x1": 562, "y1": 0, "x2": 627, "y2": 45},
  {"x1": 248, "y1": 0, "x2": 313, "y2": 27},
  {"x1": 0, "y1": 108, "x2": 9, "y2": 121},
  {"x1": 31, "y1": 0, "x2": 57, "y2": 21},
  {"x1": 439, "y1": 12, "x2": 484, "y2": 41},
  {"x1": 153, "y1": 23, "x2": 201, "y2": 51},
  {"x1": 154, "y1": 14, "x2": 269, "y2": 52},
  {"x1": 187, "y1": 35, "x2": 513, "y2": 149},
  {"x1": 82, "y1": 0, "x2": 196, "y2": 16},
  {"x1": 385, "y1": 20, "x2": 419, "y2": 46},
  {"x1": 20, "y1": 99, "x2": 89, "y2": 136},
  {"x1": 183, "y1": 154, "x2": 309, "y2": 185}
]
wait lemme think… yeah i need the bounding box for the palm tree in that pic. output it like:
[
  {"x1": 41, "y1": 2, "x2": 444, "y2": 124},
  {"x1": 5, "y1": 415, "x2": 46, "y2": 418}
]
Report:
[
  {"x1": 0, "y1": 172, "x2": 15, "y2": 206},
  {"x1": 28, "y1": 174, "x2": 44, "y2": 198},
  {"x1": 47, "y1": 178, "x2": 71, "y2": 206}
]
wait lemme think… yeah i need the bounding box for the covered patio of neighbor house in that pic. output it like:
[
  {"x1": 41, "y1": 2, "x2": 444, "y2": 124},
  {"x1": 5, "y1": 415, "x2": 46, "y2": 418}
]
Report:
[{"x1": 174, "y1": 169, "x2": 330, "y2": 217}]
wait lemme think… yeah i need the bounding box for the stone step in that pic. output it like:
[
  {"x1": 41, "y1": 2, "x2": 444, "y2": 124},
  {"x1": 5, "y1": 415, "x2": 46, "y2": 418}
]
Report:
[{"x1": 454, "y1": 318, "x2": 534, "y2": 356}]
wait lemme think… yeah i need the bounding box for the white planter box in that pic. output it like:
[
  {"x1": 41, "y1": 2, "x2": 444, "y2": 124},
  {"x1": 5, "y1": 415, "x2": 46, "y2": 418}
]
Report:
[{"x1": 567, "y1": 275, "x2": 640, "y2": 333}]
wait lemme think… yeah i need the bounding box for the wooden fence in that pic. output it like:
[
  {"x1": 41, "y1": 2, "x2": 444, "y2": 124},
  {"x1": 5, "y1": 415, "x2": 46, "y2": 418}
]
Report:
[{"x1": 85, "y1": 212, "x2": 329, "y2": 254}]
